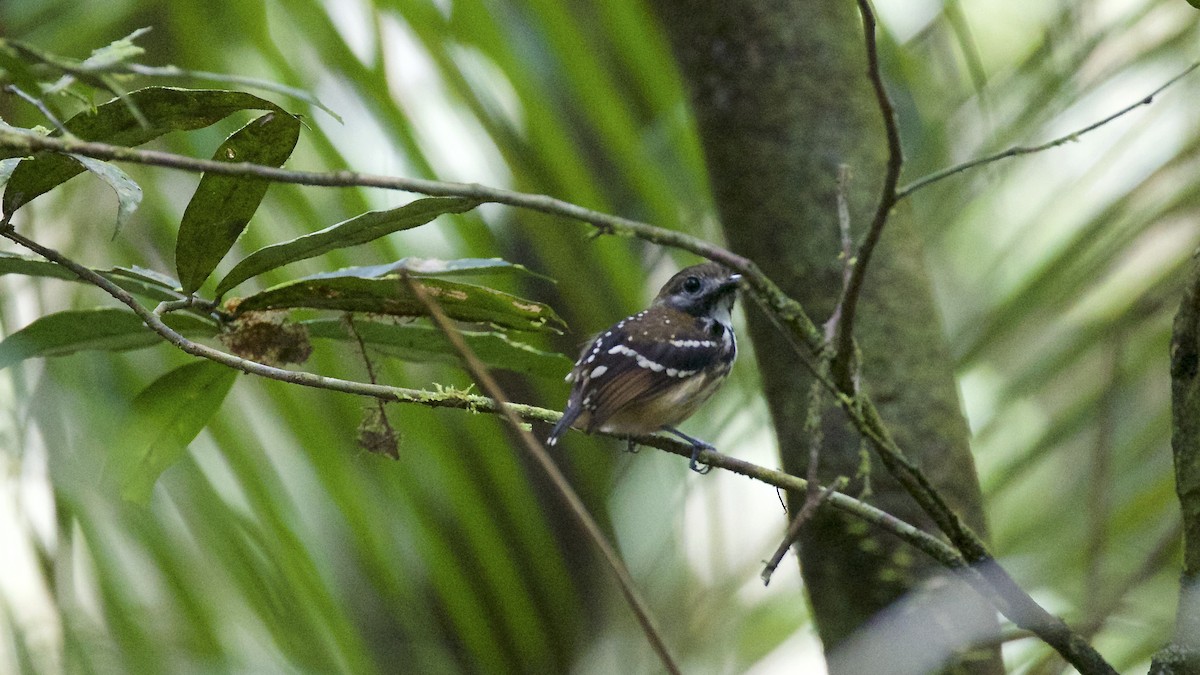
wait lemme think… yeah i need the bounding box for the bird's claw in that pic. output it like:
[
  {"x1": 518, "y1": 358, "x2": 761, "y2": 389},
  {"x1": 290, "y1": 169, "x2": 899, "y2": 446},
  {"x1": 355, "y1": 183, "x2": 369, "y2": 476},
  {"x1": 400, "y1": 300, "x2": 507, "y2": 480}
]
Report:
[{"x1": 689, "y1": 443, "x2": 714, "y2": 474}]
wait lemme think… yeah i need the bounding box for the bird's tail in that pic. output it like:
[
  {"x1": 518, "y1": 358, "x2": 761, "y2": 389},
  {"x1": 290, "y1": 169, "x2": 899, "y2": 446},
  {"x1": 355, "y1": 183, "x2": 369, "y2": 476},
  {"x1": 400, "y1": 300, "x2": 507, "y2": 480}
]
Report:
[{"x1": 546, "y1": 405, "x2": 582, "y2": 446}]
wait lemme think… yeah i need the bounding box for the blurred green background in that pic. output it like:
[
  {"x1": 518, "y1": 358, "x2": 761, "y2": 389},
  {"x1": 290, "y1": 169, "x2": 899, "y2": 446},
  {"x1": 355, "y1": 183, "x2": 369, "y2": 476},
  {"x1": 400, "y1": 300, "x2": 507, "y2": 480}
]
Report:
[{"x1": 1, "y1": 0, "x2": 1198, "y2": 672}]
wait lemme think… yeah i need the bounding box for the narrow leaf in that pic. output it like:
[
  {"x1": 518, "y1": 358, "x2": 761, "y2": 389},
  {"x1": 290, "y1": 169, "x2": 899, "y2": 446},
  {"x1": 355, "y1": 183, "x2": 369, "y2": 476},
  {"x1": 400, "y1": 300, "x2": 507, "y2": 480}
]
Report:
[
  {"x1": 107, "y1": 265, "x2": 183, "y2": 291},
  {"x1": 233, "y1": 276, "x2": 565, "y2": 333},
  {"x1": 2, "y1": 87, "x2": 285, "y2": 215},
  {"x1": 0, "y1": 251, "x2": 78, "y2": 282},
  {"x1": 95, "y1": 271, "x2": 184, "y2": 301},
  {"x1": 214, "y1": 197, "x2": 479, "y2": 297},
  {"x1": 121, "y1": 63, "x2": 343, "y2": 122},
  {"x1": 0, "y1": 253, "x2": 185, "y2": 301},
  {"x1": 175, "y1": 111, "x2": 301, "y2": 294},
  {"x1": 0, "y1": 308, "x2": 217, "y2": 369},
  {"x1": 304, "y1": 319, "x2": 572, "y2": 377},
  {"x1": 300, "y1": 257, "x2": 551, "y2": 283},
  {"x1": 67, "y1": 154, "x2": 143, "y2": 235},
  {"x1": 111, "y1": 361, "x2": 237, "y2": 504}
]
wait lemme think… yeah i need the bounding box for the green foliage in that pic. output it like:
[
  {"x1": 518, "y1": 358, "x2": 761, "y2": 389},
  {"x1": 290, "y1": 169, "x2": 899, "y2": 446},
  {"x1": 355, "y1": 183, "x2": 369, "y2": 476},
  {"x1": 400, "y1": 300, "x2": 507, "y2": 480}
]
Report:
[
  {"x1": 0, "y1": 2, "x2": 1197, "y2": 674},
  {"x1": 107, "y1": 360, "x2": 236, "y2": 503},
  {"x1": 303, "y1": 319, "x2": 571, "y2": 377},
  {"x1": 175, "y1": 111, "x2": 301, "y2": 293},
  {"x1": 233, "y1": 274, "x2": 564, "y2": 333},
  {"x1": 2, "y1": 87, "x2": 288, "y2": 211},
  {"x1": 0, "y1": 307, "x2": 214, "y2": 368},
  {"x1": 215, "y1": 197, "x2": 481, "y2": 297},
  {"x1": 64, "y1": 153, "x2": 142, "y2": 234}
]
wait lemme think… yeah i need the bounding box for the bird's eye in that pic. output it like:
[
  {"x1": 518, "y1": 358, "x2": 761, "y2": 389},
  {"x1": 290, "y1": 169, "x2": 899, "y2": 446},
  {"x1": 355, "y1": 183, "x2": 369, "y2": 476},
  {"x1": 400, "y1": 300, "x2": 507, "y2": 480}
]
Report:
[{"x1": 682, "y1": 276, "x2": 702, "y2": 294}]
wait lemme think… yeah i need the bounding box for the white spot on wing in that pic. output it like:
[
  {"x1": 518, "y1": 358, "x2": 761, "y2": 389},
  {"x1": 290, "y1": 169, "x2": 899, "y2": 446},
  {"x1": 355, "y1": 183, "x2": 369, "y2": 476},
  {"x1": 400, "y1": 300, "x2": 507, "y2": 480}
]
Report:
[
  {"x1": 607, "y1": 344, "x2": 697, "y2": 378},
  {"x1": 669, "y1": 339, "x2": 716, "y2": 348}
]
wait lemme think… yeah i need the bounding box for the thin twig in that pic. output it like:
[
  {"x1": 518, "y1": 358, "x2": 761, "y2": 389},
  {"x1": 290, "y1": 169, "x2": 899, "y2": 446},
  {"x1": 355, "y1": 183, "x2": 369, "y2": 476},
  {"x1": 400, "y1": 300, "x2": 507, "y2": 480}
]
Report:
[
  {"x1": 761, "y1": 368, "x2": 833, "y2": 585},
  {"x1": 345, "y1": 313, "x2": 398, "y2": 459},
  {"x1": 153, "y1": 295, "x2": 219, "y2": 316},
  {"x1": 762, "y1": 477, "x2": 846, "y2": 585},
  {"x1": 896, "y1": 59, "x2": 1200, "y2": 201},
  {"x1": 402, "y1": 273, "x2": 683, "y2": 675},
  {"x1": 4, "y1": 85, "x2": 68, "y2": 134},
  {"x1": 832, "y1": 0, "x2": 904, "y2": 390}
]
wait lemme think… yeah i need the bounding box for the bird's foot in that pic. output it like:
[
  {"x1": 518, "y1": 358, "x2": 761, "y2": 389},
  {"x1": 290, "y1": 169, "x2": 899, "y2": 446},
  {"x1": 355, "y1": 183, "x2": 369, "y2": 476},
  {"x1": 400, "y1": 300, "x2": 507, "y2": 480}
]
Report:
[
  {"x1": 688, "y1": 442, "x2": 714, "y2": 474},
  {"x1": 662, "y1": 427, "x2": 714, "y2": 474}
]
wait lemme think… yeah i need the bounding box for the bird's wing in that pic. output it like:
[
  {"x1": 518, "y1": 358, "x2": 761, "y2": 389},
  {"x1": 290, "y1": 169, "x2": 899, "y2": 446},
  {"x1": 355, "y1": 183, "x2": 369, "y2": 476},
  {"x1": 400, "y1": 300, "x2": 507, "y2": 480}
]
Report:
[{"x1": 575, "y1": 313, "x2": 726, "y2": 430}]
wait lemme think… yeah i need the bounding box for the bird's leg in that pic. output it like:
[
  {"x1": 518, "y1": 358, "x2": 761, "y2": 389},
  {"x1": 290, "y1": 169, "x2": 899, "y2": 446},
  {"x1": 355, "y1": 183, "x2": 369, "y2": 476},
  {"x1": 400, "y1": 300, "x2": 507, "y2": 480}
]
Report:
[
  {"x1": 624, "y1": 438, "x2": 640, "y2": 454},
  {"x1": 663, "y1": 427, "x2": 714, "y2": 474}
]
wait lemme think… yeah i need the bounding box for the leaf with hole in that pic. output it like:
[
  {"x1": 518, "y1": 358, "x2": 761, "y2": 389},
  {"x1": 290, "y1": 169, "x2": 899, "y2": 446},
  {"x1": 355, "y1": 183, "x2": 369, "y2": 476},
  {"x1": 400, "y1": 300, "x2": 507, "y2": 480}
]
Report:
[
  {"x1": 214, "y1": 197, "x2": 480, "y2": 297},
  {"x1": 175, "y1": 111, "x2": 301, "y2": 294},
  {"x1": 233, "y1": 276, "x2": 564, "y2": 333}
]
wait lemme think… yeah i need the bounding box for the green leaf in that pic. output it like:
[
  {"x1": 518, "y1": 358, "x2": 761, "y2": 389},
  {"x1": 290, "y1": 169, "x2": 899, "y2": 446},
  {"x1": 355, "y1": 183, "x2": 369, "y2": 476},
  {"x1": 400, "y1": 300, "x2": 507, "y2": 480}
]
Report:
[
  {"x1": 304, "y1": 319, "x2": 572, "y2": 377},
  {"x1": 0, "y1": 45, "x2": 48, "y2": 106},
  {"x1": 0, "y1": 251, "x2": 78, "y2": 282},
  {"x1": 67, "y1": 154, "x2": 143, "y2": 235},
  {"x1": 214, "y1": 197, "x2": 480, "y2": 297},
  {"x1": 175, "y1": 111, "x2": 301, "y2": 294},
  {"x1": 0, "y1": 253, "x2": 185, "y2": 301},
  {"x1": 2, "y1": 87, "x2": 285, "y2": 214},
  {"x1": 120, "y1": 63, "x2": 343, "y2": 123},
  {"x1": 79, "y1": 27, "x2": 150, "y2": 70},
  {"x1": 300, "y1": 257, "x2": 553, "y2": 283},
  {"x1": 98, "y1": 270, "x2": 185, "y2": 301},
  {"x1": 111, "y1": 361, "x2": 237, "y2": 504},
  {"x1": 233, "y1": 276, "x2": 565, "y2": 333},
  {"x1": 5, "y1": 28, "x2": 150, "y2": 96},
  {"x1": 0, "y1": 308, "x2": 217, "y2": 369},
  {"x1": 0, "y1": 157, "x2": 20, "y2": 192}
]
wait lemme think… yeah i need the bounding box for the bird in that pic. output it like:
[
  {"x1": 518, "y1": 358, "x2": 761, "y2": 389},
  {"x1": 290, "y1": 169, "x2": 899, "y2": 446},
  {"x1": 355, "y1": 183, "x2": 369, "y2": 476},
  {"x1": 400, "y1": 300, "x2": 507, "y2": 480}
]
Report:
[{"x1": 546, "y1": 262, "x2": 742, "y2": 473}]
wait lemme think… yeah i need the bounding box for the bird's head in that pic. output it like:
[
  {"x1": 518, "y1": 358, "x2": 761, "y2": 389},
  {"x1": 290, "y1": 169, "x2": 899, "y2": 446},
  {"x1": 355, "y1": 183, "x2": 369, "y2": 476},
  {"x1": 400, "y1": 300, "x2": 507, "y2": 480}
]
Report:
[{"x1": 652, "y1": 263, "x2": 742, "y2": 323}]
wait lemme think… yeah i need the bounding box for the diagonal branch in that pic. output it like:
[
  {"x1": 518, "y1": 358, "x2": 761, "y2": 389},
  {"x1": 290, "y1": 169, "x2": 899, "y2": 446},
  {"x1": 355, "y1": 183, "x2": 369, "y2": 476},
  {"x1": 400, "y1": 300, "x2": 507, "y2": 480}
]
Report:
[{"x1": 405, "y1": 274, "x2": 683, "y2": 675}]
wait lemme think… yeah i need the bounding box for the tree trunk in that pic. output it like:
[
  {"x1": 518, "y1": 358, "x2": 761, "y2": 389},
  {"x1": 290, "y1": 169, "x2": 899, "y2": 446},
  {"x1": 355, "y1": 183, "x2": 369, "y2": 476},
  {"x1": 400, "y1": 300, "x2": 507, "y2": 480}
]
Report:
[
  {"x1": 653, "y1": 2, "x2": 1003, "y2": 673},
  {"x1": 1151, "y1": 253, "x2": 1200, "y2": 675}
]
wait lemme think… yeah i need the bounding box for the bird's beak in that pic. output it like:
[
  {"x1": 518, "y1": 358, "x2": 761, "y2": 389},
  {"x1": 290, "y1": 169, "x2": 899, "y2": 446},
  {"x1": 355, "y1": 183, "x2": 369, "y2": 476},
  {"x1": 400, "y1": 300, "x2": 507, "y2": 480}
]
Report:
[{"x1": 721, "y1": 274, "x2": 743, "y2": 293}]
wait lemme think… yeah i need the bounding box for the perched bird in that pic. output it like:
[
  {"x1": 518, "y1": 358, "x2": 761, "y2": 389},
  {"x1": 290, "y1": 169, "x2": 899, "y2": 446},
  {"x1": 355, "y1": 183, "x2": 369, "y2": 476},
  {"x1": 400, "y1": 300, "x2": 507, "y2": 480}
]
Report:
[{"x1": 547, "y1": 263, "x2": 742, "y2": 473}]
